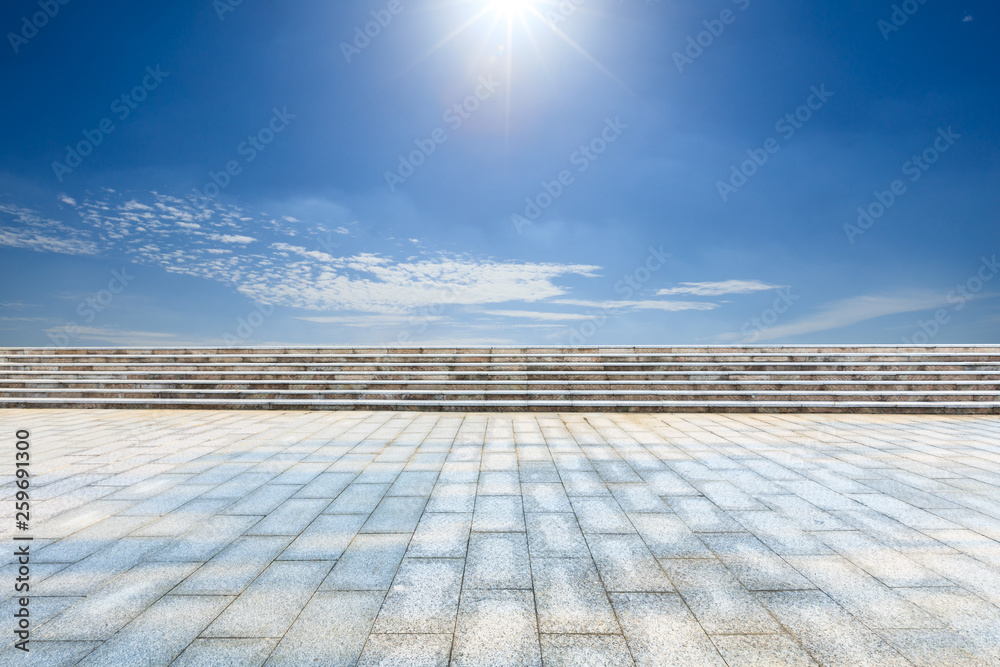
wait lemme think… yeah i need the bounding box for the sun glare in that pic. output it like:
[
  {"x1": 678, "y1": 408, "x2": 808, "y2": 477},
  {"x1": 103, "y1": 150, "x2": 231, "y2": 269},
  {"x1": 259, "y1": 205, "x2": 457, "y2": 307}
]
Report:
[
  {"x1": 490, "y1": 0, "x2": 534, "y2": 15},
  {"x1": 402, "y1": 0, "x2": 631, "y2": 150}
]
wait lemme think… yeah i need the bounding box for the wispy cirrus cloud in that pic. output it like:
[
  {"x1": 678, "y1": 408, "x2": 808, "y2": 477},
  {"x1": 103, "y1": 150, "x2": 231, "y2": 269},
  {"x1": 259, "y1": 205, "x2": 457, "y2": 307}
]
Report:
[
  {"x1": 476, "y1": 310, "x2": 595, "y2": 321},
  {"x1": 40, "y1": 326, "x2": 191, "y2": 346},
  {"x1": 749, "y1": 291, "x2": 953, "y2": 341},
  {"x1": 657, "y1": 280, "x2": 784, "y2": 297},
  {"x1": 552, "y1": 298, "x2": 719, "y2": 312},
  {"x1": 295, "y1": 314, "x2": 447, "y2": 327}
]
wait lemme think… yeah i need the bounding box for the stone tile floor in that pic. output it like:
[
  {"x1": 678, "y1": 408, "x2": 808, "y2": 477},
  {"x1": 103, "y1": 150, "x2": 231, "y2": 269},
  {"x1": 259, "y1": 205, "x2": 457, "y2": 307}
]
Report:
[{"x1": 2, "y1": 409, "x2": 1000, "y2": 666}]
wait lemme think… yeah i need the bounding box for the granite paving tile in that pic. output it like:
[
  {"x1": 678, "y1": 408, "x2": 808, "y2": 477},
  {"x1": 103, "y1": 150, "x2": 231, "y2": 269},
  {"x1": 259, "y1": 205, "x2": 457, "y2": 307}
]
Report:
[
  {"x1": 693, "y1": 481, "x2": 768, "y2": 511},
  {"x1": 896, "y1": 586, "x2": 1000, "y2": 663},
  {"x1": 762, "y1": 494, "x2": 849, "y2": 532},
  {"x1": 532, "y1": 557, "x2": 619, "y2": 634},
  {"x1": 76, "y1": 595, "x2": 233, "y2": 667},
  {"x1": 817, "y1": 529, "x2": 952, "y2": 587},
  {"x1": 294, "y1": 471, "x2": 356, "y2": 499},
  {"x1": 628, "y1": 512, "x2": 712, "y2": 559},
  {"x1": 525, "y1": 512, "x2": 589, "y2": 558},
  {"x1": 372, "y1": 557, "x2": 464, "y2": 633},
  {"x1": 264, "y1": 590, "x2": 384, "y2": 666},
  {"x1": 173, "y1": 535, "x2": 291, "y2": 595},
  {"x1": 387, "y1": 471, "x2": 438, "y2": 497},
  {"x1": 203, "y1": 560, "x2": 331, "y2": 637},
  {"x1": 357, "y1": 634, "x2": 452, "y2": 667},
  {"x1": 730, "y1": 510, "x2": 833, "y2": 556},
  {"x1": 478, "y1": 471, "x2": 520, "y2": 495},
  {"x1": 362, "y1": 495, "x2": 427, "y2": 533},
  {"x1": 571, "y1": 496, "x2": 635, "y2": 534},
  {"x1": 610, "y1": 592, "x2": 727, "y2": 667},
  {"x1": 660, "y1": 558, "x2": 782, "y2": 634},
  {"x1": 152, "y1": 513, "x2": 260, "y2": 562},
  {"x1": 465, "y1": 532, "x2": 532, "y2": 589},
  {"x1": 8, "y1": 410, "x2": 1000, "y2": 667},
  {"x1": 539, "y1": 635, "x2": 635, "y2": 667},
  {"x1": 666, "y1": 497, "x2": 744, "y2": 533},
  {"x1": 877, "y1": 629, "x2": 989, "y2": 667},
  {"x1": 38, "y1": 561, "x2": 198, "y2": 640},
  {"x1": 586, "y1": 534, "x2": 673, "y2": 593},
  {"x1": 608, "y1": 483, "x2": 670, "y2": 513},
  {"x1": 472, "y1": 495, "x2": 525, "y2": 532},
  {"x1": 407, "y1": 511, "x2": 472, "y2": 558},
  {"x1": 0, "y1": 595, "x2": 81, "y2": 639},
  {"x1": 522, "y1": 482, "x2": 573, "y2": 513},
  {"x1": 321, "y1": 532, "x2": 410, "y2": 591},
  {"x1": 426, "y1": 482, "x2": 477, "y2": 512},
  {"x1": 785, "y1": 554, "x2": 940, "y2": 629},
  {"x1": 451, "y1": 589, "x2": 541, "y2": 667},
  {"x1": 908, "y1": 552, "x2": 1000, "y2": 607},
  {"x1": 710, "y1": 634, "x2": 818, "y2": 667},
  {"x1": 172, "y1": 638, "x2": 279, "y2": 667},
  {"x1": 325, "y1": 483, "x2": 390, "y2": 514},
  {"x1": 221, "y1": 484, "x2": 300, "y2": 516},
  {"x1": 246, "y1": 498, "x2": 329, "y2": 536},
  {"x1": 701, "y1": 534, "x2": 814, "y2": 592},
  {"x1": 33, "y1": 537, "x2": 170, "y2": 597},
  {"x1": 34, "y1": 515, "x2": 156, "y2": 562},
  {"x1": 757, "y1": 590, "x2": 912, "y2": 667}
]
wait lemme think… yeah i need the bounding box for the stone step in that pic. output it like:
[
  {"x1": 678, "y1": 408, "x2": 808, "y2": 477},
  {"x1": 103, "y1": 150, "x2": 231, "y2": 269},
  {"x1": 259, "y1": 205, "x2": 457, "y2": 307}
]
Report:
[
  {"x1": 2, "y1": 388, "x2": 997, "y2": 402},
  {"x1": 5, "y1": 345, "x2": 997, "y2": 353},
  {"x1": 2, "y1": 396, "x2": 998, "y2": 413},
  {"x1": 4, "y1": 370, "x2": 1000, "y2": 381},
  {"x1": 4, "y1": 346, "x2": 997, "y2": 413},
  {"x1": 6, "y1": 352, "x2": 1000, "y2": 362},
  {"x1": 6, "y1": 379, "x2": 998, "y2": 391},
  {"x1": 5, "y1": 360, "x2": 1000, "y2": 370}
]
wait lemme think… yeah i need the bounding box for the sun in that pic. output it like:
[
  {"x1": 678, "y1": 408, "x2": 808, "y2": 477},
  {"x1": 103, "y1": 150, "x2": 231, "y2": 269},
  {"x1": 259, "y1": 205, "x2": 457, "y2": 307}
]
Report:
[
  {"x1": 404, "y1": 0, "x2": 631, "y2": 148},
  {"x1": 489, "y1": 0, "x2": 535, "y2": 15}
]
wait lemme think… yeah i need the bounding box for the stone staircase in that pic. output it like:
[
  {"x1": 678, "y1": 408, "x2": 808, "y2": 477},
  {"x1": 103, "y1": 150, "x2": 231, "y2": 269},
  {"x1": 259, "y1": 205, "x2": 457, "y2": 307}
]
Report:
[{"x1": 1, "y1": 346, "x2": 999, "y2": 413}]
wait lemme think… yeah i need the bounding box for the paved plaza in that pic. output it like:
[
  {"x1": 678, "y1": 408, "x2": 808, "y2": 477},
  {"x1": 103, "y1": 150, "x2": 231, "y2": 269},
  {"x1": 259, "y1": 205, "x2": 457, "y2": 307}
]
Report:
[{"x1": 3, "y1": 409, "x2": 1000, "y2": 666}]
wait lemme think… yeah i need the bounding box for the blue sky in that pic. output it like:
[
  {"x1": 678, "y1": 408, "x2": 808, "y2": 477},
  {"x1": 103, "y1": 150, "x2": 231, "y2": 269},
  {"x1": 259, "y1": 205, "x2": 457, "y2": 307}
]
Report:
[{"x1": 1, "y1": 0, "x2": 997, "y2": 347}]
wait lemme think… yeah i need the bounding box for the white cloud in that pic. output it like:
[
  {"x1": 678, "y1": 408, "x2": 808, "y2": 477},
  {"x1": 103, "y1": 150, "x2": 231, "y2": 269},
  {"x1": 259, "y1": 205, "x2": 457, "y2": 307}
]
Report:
[
  {"x1": 58, "y1": 194, "x2": 77, "y2": 206},
  {"x1": 295, "y1": 314, "x2": 446, "y2": 327},
  {"x1": 0, "y1": 202, "x2": 99, "y2": 255},
  {"x1": 0, "y1": 227, "x2": 99, "y2": 255},
  {"x1": 749, "y1": 291, "x2": 952, "y2": 342},
  {"x1": 477, "y1": 310, "x2": 594, "y2": 321},
  {"x1": 42, "y1": 326, "x2": 186, "y2": 345},
  {"x1": 209, "y1": 234, "x2": 256, "y2": 244},
  {"x1": 553, "y1": 299, "x2": 719, "y2": 312},
  {"x1": 657, "y1": 280, "x2": 784, "y2": 297},
  {"x1": 0, "y1": 191, "x2": 633, "y2": 319}
]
